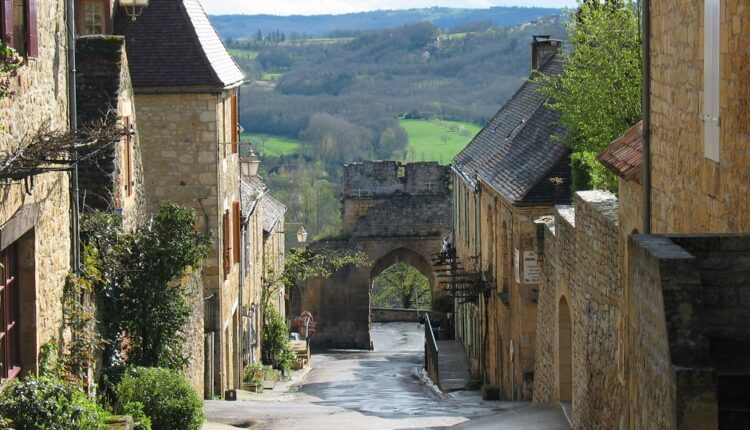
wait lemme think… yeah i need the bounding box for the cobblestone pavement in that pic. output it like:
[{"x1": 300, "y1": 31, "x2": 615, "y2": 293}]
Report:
[{"x1": 204, "y1": 322, "x2": 524, "y2": 430}]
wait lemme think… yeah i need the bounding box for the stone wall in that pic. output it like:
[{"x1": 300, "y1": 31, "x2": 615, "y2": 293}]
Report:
[
  {"x1": 0, "y1": 0, "x2": 72, "y2": 376},
  {"x1": 134, "y1": 88, "x2": 242, "y2": 394},
  {"x1": 650, "y1": 0, "x2": 750, "y2": 233},
  {"x1": 371, "y1": 307, "x2": 435, "y2": 323},
  {"x1": 183, "y1": 269, "x2": 204, "y2": 395},
  {"x1": 533, "y1": 191, "x2": 626, "y2": 429}
]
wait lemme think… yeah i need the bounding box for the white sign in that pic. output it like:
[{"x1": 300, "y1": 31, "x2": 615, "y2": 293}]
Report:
[
  {"x1": 514, "y1": 248, "x2": 520, "y2": 284},
  {"x1": 523, "y1": 251, "x2": 540, "y2": 284}
]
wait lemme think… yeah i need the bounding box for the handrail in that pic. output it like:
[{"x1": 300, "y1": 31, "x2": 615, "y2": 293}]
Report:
[{"x1": 424, "y1": 313, "x2": 440, "y2": 385}]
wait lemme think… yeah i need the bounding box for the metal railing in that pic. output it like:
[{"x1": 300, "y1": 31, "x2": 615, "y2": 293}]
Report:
[{"x1": 424, "y1": 313, "x2": 440, "y2": 384}]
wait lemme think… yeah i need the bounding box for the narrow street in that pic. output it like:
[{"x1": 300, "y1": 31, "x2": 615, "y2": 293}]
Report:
[{"x1": 204, "y1": 322, "x2": 521, "y2": 429}]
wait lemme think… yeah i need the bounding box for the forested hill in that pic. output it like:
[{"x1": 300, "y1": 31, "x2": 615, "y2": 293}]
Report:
[{"x1": 211, "y1": 6, "x2": 561, "y2": 39}]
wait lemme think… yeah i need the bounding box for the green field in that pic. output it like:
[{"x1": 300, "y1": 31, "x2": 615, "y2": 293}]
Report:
[
  {"x1": 400, "y1": 119, "x2": 482, "y2": 163},
  {"x1": 242, "y1": 133, "x2": 302, "y2": 157},
  {"x1": 228, "y1": 49, "x2": 258, "y2": 59}
]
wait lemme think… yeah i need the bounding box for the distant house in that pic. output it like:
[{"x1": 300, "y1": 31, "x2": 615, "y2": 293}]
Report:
[
  {"x1": 451, "y1": 36, "x2": 570, "y2": 400},
  {"x1": 114, "y1": 0, "x2": 246, "y2": 397},
  {"x1": 260, "y1": 193, "x2": 287, "y2": 318}
]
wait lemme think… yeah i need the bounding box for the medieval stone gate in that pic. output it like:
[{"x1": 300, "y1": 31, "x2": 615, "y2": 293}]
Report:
[{"x1": 293, "y1": 161, "x2": 452, "y2": 349}]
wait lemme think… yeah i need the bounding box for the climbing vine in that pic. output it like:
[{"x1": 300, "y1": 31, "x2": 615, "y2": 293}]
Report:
[{"x1": 0, "y1": 42, "x2": 21, "y2": 102}]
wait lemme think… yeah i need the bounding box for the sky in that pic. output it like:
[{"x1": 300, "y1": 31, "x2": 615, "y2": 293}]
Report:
[{"x1": 198, "y1": 0, "x2": 578, "y2": 16}]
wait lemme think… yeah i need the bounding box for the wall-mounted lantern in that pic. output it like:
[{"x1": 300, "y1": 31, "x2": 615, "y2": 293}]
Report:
[
  {"x1": 120, "y1": 0, "x2": 149, "y2": 21},
  {"x1": 241, "y1": 149, "x2": 261, "y2": 177},
  {"x1": 296, "y1": 226, "x2": 308, "y2": 244}
]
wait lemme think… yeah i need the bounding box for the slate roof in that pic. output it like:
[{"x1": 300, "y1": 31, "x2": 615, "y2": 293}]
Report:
[
  {"x1": 597, "y1": 121, "x2": 643, "y2": 181},
  {"x1": 240, "y1": 175, "x2": 267, "y2": 218},
  {"x1": 76, "y1": 36, "x2": 126, "y2": 210},
  {"x1": 452, "y1": 54, "x2": 571, "y2": 205},
  {"x1": 260, "y1": 194, "x2": 286, "y2": 233},
  {"x1": 113, "y1": 0, "x2": 244, "y2": 91}
]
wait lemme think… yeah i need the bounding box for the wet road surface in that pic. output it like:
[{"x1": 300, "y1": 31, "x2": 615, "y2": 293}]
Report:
[{"x1": 204, "y1": 322, "x2": 513, "y2": 429}]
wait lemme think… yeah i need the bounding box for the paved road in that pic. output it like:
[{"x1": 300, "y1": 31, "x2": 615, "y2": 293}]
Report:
[{"x1": 204, "y1": 322, "x2": 514, "y2": 429}]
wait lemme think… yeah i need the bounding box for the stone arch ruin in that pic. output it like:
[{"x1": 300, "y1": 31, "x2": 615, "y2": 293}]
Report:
[{"x1": 293, "y1": 161, "x2": 452, "y2": 349}]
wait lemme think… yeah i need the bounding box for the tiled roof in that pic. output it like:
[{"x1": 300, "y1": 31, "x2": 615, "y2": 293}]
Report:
[
  {"x1": 452, "y1": 54, "x2": 571, "y2": 205},
  {"x1": 597, "y1": 121, "x2": 643, "y2": 180},
  {"x1": 260, "y1": 193, "x2": 286, "y2": 233},
  {"x1": 240, "y1": 175, "x2": 267, "y2": 217},
  {"x1": 76, "y1": 36, "x2": 125, "y2": 210},
  {"x1": 113, "y1": 0, "x2": 244, "y2": 90}
]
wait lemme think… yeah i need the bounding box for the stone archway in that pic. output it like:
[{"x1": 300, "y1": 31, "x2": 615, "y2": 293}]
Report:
[
  {"x1": 558, "y1": 296, "x2": 573, "y2": 402},
  {"x1": 293, "y1": 161, "x2": 452, "y2": 349}
]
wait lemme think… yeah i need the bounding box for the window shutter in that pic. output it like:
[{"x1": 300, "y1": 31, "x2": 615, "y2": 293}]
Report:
[
  {"x1": 26, "y1": 0, "x2": 37, "y2": 57},
  {"x1": 233, "y1": 201, "x2": 241, "y2": 263},
  {"x1": 2, "y1": 0, "x2": 13, "y2": 47},
  {"x1": 704, "y1": 0, "x2": 721, "y2": 161},
  {"x1": 231, "y1": 95, "x2": 238, "y2": 153},
  {"x1": 223, "y1": 211, "x2": 231, "y2": 279}
]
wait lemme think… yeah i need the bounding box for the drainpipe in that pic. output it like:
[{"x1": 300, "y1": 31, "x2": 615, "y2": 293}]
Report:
[
  {"x1": 642, "y1": 0, "x2": 652, "y2": 234},
  {"x1": 66, "y1": 0, "x2": 81, "y2": 273}
]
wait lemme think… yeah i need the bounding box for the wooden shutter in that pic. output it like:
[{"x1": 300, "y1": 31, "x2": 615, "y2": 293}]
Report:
[
  {"x1": 223, "y1": 210, "x2": 231, "y2": 279},
  {"x1": 26, "y1": 0, "x2": 37, "y2": 57},
  {"x1": 2, "y1": 0, "x2": 13, "y2": 47},
  {"x1": 232, "y1": 201, "x2": 240, "y2": 263},
  {"x1": 231, "y1": 95, "x2": 238, "y2": 153}
]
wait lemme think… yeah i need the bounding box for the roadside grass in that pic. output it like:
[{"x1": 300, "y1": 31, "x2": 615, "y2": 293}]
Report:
[
  {"x1": 400, "y1": 119, "x2": 482, "y2": 164},
  {"x1": 242, "y1": 133, "x2": 303, "y2": 157}
]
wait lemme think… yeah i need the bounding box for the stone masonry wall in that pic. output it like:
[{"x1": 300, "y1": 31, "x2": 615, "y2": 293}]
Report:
[
  {"x1": 534, "y1": 191, "x2": 626, "y2": 429},
  {"x1": 0, "y1": 0, "x2": 71, "y2": 375},
  {"x1": 650, "y1": 0, "x2": 750, "y2": 233}
]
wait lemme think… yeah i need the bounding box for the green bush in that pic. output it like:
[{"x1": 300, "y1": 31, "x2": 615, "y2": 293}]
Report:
[
  {"x1": 121, "y1": 402, "x2": 152, "y2": 430},
  {"x1": 0, "y1": 376, "x2": 109, "y2": 430},
  {"x1": 262, "y1": 306, "x2": 296, "y2": 372},
  {"x1": 243, "y1": 363, "x2": 264, "y2": 384},
  {"x1": 116, "y1": 367, "x2": 203, "y2": 430}
]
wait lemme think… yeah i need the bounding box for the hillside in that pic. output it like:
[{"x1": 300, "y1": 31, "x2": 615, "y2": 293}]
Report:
[{"x1": 211, "y1": 6, "x2": 561, "y2": 39}]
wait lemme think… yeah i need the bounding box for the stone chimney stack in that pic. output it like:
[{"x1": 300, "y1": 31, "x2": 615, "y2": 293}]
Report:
[{"x1": 531, "y1": 35, "x2": 562, "y2": 72}]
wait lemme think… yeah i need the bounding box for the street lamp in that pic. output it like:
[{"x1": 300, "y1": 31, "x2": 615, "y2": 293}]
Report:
[
  {"x1": 119, "y1": 0, "x2": 149, "y2": 21},
  {"x1": 241, "y1": 148, "x2": 261, "y2": 177},
  {"x1": 296, "y1": 226, "x2": 307, "y2": 243}
]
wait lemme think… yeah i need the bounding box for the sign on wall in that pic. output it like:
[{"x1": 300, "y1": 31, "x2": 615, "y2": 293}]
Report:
[
  {"x1": 523, "y1": 251, "x2": 540, "y2": 284},
  {"x1": 514, "y1": 248, "x2": 520, "y2": 284}
]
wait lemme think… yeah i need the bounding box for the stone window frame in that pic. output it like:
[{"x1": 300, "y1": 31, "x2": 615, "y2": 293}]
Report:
[
  {"x1": 2, "y1": 0, "x2": 38, "y2": 59},
  {"x1": 703, "y1": 0, "x2": 721, "y2": 161}
]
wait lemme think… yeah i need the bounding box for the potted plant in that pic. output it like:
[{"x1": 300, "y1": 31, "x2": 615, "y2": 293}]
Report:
[{"x1": 242, "y1": 364, "x2": 265, "y2": 392}]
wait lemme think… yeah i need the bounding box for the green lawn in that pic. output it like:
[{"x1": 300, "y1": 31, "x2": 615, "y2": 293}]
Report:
[
  {"x1": 242, "y1": 133, "x2": 302, "y2": 157},
  {"x1": 260, "y1": 72, "x2": 282, "y2": 81},
  {"x1": 400, "y1": 119, "x2": 482, "y2": 164},
  {"x1": 228, "y1": 49, "x2": 258, "y2": 59}
]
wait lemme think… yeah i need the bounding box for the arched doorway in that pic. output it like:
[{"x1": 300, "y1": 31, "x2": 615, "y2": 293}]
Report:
[{"x1": 558, "y1": 296, "x2": 572, "y2": 402}]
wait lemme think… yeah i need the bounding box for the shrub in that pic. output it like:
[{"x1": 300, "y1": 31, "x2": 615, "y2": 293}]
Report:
[
  {"x1": 0, "y1": 377, "x2": 109, "y2": 430},
  {"x1": 121, "y1": 402, "x2": 152, "y2": 430},
  {"x1": 243, "y1": 363, "x2": 264, "y2": 384},
  {"x1": 262, "y1": 307, "x2": 296, "y2": 372},
  {"x1": 116, "y1": 367, "x2": 203, "y2": 430}
]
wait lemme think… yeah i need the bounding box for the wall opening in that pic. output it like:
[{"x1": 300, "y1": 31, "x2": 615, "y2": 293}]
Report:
[
  {"x1": 558, "y1": 296, "x2": 573, "y2": 402},
  {"x1": 371, "y1": 262, "x2": 431, "y2": 310}
]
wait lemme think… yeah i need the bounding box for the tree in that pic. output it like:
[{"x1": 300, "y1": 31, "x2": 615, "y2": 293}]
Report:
[
  {"x1": 372, "y1": 263, "x2": 431, "y2": 309},
  {"x1": 536, "y1": 0, "x2": 641, "y2": 191}
]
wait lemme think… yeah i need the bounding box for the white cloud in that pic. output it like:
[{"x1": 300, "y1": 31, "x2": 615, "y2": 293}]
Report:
[{"x1": 198, "y1": 0, "x2": 577, "y2": 16}]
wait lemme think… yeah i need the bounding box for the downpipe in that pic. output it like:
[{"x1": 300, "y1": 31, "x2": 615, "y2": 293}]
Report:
[{"x1": 66, "y1": 0, "x2": 81, "y2": 273}]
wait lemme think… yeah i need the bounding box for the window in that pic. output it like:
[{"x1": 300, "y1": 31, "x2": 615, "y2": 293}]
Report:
[
  {"x1": 0, "y1": 243, "x2": 20, "y2": 380},
  {"x1": 2, "y1": 0, "x2": 38, "y2": 58},
  {"x1": 704, "y1": 0, "x2": 721, "y2": 161},
  {"x1": 82, "y1": 1, "x2": 104, "y2": 35},
  {"x1": 232, "y1": 201, "x2": 240, "y2": 264},
  {"x1": 223, "y1": 210, "x2": 231, "y2": 279},
  {"x1": 230, "y1": 95, "x2": 238, "y2": 154},
  {"x1": 123, "y1": 117, "x2": 133, "y2": 197}
]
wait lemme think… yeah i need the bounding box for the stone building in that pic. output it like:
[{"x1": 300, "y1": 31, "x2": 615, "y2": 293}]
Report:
[
  {"x1": 75, "y1": 35, "x2": 145, "y2": 230},
  {"x1": 0, "y1": 0, "x2": 72, "y2": 379},
  {"x1": 451, "y1": 36, "x2": 570, "y2": 400},
  {"x1": 239, "y1": 163, "x2": 267, "y2": 367},
  {"x1": 114, "y1": 0, "x2": 246, "y2": 396},
  {"x1": 532, "y1": 2, "x2": 750, "y2": 428},
  {"x1": 296, "y1": 161, "x2": 452, "y2": 349},
  {"x1": 260, "y1": 192, "x2": 287, "y2": 317}
]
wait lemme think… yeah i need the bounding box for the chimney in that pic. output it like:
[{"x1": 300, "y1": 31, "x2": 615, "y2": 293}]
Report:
[{"x1": 531, "y1": 35, "x2": 562, "y2": 72}]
